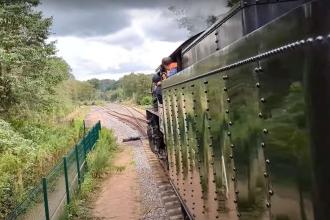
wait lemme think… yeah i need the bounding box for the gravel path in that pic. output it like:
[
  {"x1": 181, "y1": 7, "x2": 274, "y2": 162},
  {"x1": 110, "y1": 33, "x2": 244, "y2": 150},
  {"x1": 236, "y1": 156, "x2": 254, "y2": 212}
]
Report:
[{"x1": 130, "y1": 140, "x2": 167, "y2": 220}]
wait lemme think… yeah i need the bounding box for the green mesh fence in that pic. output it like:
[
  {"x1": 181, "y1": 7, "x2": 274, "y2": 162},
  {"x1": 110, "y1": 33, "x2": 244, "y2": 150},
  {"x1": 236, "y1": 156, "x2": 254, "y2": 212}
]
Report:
[{"x1": 5, "y1": 121, "x2": 101, "y2": 220}]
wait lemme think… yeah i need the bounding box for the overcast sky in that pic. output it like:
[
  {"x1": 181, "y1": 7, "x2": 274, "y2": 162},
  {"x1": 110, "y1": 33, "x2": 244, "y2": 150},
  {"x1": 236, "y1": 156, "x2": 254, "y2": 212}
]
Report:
[{"x1": 39, "y1": 0, "x2": 229, "y2": 81}]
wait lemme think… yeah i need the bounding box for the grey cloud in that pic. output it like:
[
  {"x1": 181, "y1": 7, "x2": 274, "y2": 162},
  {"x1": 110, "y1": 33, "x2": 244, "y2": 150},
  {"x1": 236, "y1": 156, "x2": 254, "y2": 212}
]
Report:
[
  {"x1": 95, "y1": 62, "x2": 152, "y2": 75},
  {"x1": 40, "y1": 0, "x2": 229, "y2": 37},
  {"x1": 142, "y1": 14, "x2": 188, "y2": 41},
  {"x1": 94, "y1": 31, "x2": 145, "y2": 50},
  {"x1": 74, "y1": 58, "x2": 151, "y2": 76}
]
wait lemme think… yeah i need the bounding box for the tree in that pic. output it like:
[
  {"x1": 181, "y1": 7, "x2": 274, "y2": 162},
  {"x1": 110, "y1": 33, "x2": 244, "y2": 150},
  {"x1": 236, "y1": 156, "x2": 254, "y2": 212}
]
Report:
[
  {"x1": 227, "y1": 0, "x2": 240, "y2": 7},
  {"x1": 0, "y1": 0, "x2": 55, "y2": 114}
]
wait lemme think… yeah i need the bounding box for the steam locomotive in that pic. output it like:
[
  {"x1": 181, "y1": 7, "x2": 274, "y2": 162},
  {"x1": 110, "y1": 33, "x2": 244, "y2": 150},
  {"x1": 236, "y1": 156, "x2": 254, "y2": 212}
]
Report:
[{"x1": 147, "y1": 0, "x2": 330, "y2": 219}]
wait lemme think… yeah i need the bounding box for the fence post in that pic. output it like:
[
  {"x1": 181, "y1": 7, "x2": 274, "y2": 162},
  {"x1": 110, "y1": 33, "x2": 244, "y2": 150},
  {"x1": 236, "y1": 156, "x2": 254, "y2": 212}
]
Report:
[
  {"x1": 63, "y1": 157, "x2": 70, "y2": 204},
  {"x1": 82, "y1": 138, "x2": 87, "y2": 159},
  {"x1": 42, "y1": 177, "x2": 50, "y2": 220},
  {"x1": 75, "y1": 145, "x2": 81, "y2": 185},
  {"x1": 83, "y1": 120, "x2": 86, "y2": 135}
]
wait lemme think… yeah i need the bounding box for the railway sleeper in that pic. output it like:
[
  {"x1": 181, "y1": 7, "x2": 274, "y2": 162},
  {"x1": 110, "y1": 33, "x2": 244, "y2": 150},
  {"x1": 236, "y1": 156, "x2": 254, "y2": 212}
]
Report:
[
  {"x1": 158, "y1": 184, "x2": 172, "y2": 191},
  {"x1": 166, "y1": 207, "x2": 183, "y2": 217},
  {"x1": 164, "y1": 200, "x2": 182, "y2": 210},
  {"x1": 169, "y1": 214, "x2": 185, "y2": 220},
  {"x1": 161, "y1": 190, "x2": 175, "y2": 198},
  {"x1": 163, "y1": 194, "x2": 180, "y2": 203}
]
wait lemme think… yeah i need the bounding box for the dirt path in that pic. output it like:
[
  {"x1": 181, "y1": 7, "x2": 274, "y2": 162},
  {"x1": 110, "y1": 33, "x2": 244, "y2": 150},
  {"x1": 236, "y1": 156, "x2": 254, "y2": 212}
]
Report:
[{"x1": 92, "y1": 145, "x2": 141, "y2": 220}]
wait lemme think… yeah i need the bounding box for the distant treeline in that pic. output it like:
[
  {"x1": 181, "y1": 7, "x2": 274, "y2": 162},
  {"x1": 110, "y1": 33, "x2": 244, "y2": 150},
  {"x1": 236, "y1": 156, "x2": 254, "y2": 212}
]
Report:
[{"x1": 87, "y1": 73, "x2": 153, "y2": 106}]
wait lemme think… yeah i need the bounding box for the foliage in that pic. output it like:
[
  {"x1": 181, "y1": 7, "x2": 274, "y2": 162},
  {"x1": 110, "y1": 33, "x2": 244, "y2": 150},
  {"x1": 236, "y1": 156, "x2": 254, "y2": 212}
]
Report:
[
  {"x1": 0, "y1": 1, "x2": 98, "y2": 217},
  {"x1": 139, "y1": 95, "x2": 152, "y2": 106},
  {"x1": 86, "y1": 128, "x2": 117, "y2": 178},
  {"x1": 227, "y1": 0, "x2": 240, "y2": 7},
  {"x1": 87, "y1": 78, "x2": 117, "y2": 92},
  {"x1": 0, "y1": 118, "x2": 84, "y2": 217},
  {"x1": 0, "y1": 0, "x2": 57, "y2": 114},
  {"x1": 88, "y1": 73, "x2": 153, "y2": 106}
]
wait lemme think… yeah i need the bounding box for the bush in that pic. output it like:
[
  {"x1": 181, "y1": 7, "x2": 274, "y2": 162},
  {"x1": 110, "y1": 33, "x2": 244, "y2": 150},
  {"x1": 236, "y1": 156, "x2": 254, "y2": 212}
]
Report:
[
  {"x1": 138, "y1": 95, "x2": 152, "y2": 106},
  {"x1": 0, "y1": 118, "x2": 84, "y2": 218},
  {"x1": 87, "y1": 129, "x2": 117, "y2": 177}
]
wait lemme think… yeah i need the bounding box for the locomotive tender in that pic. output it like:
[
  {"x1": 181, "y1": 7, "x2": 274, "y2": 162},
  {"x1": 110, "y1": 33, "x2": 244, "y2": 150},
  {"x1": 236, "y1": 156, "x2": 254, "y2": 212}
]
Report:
[{"x1": 146, "y1": 0, "x2": 330, "y2": 219}]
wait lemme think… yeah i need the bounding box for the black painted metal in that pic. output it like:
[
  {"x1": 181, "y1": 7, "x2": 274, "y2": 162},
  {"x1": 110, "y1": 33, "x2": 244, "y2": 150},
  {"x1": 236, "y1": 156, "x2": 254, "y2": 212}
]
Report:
[{"x1": 158, "y1": 0, "x2": 330, "y2": 219}]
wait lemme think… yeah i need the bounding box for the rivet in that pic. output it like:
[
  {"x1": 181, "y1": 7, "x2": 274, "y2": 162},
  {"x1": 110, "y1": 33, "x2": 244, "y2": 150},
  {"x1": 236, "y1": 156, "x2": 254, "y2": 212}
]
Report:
[
  {"x1": 234, "y1": 199, "x2": 238, "y2": 203},
  {"x1": 204, "y1": 81, "x2": 208, "y2": 84},
  {"x1": 264, "y1": 172, "x2": 269, "y2": 177},
  {"x1": 225, "y1": 109, "x2": 229, "y2": 113},
  {"x1": 258, "y1": 112, "x2": 263, "y2": 118},
  {"x1": 205, "y1": 90, "x2": 208, "y2": 93},
  {"x1": 231, "y1": 176, "x2": 235, "y2": 181},
  {"x1": 261, "y1": 142, "x2": 265, "y2": 148},
  {"x1": 266, "y1": 159, "x2": 270, "y2": 164},
  {"x1": 233, "y1": 167, "x2": 237, "y2": 171},
  {"x1": 256, "y1": 82, "x2": 260, "y2": 88},
  {"x1": 263, "y1": 128, "x2": 268, "y2": 134},
  {"x1": 223, "y1": 75, "x2": 229, "y2": 80},
  {"x1": 266, "y1": 202, "x2": 271, "y2": 208},
  {"x1": 307, "y1": 37, "x2": 314, "y2": 43},
  {"x1": 207, "y1": 99, "x2": 210, "y2": 103},
  {"x1": 206, "y1": 108, "x2": 209, "y2": 111},
  {"x1": 260, "y1": 97, "x2": 266, "y2": 103},
  {"x1": 227, "y1": 132, "x2": 231, "y2": 136},
  {"x1": 237, "y1": 213, "x2": 241, "y2": 217},
  {"x1": 227, "y1": 98, "x2": 231, "y2": 103},
  {"x1": 224, "y1": 87, "x2": 228, "y2": 92},
  {"x1": 269, "y1": 189, "x2": 274, "y2": 196},
  {"x1": 230, "y1": 144, "x2": 235, "y2": 148},
  {"x1": 235, "y1": 190, "x2": 239, "y2": 194},
  {"x1": 191, "y1": 84, "x2": 195, "y2": 88},
  {"x1": 229, "y1": 121, "x2": 233, "y2": 126}
]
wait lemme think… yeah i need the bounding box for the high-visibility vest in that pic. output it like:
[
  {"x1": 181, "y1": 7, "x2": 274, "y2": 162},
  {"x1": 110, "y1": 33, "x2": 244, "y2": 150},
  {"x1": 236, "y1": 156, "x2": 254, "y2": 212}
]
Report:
[{"x1": 167, "y1": 62, "x2": 178, "y2": 77}]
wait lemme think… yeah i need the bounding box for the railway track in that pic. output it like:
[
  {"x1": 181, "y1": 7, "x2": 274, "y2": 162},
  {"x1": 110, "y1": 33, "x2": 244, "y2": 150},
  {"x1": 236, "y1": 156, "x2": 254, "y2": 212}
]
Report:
[
  {"x1": 100, "y1": 104, "x2": 184, "y2": 220},
  {"x1": 99, "y1": 106, "x2": 147, "y2": 137}
]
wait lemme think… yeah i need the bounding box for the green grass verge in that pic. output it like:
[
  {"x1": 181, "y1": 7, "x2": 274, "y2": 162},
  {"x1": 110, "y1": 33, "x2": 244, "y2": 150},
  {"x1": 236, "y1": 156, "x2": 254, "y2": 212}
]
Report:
[{"x1": 63, "y1": 128, "x2": 117, "y2": 220}]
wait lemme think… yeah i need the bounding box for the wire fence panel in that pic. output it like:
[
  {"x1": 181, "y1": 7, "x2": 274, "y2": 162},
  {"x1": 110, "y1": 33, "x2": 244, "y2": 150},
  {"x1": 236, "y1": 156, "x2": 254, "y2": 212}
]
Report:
[{"x1": 5, "y1": 121, "x2": 101, "y2": 220}]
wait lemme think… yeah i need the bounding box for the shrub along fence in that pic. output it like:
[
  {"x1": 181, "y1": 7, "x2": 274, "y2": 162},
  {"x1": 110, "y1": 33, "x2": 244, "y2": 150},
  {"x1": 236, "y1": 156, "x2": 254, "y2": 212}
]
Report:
[{"x1": 6, "y1": 121, "x2": 101, "y2": 220}]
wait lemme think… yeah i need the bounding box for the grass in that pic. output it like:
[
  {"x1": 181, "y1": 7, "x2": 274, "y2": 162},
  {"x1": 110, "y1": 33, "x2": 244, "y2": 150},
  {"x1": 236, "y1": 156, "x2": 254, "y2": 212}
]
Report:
[
  {"x1": 62, "y1": 128, "x2": 118, "y2": 220},
  {"x1": 0, "y1": 109, "x2": 89, "y2": 218}
]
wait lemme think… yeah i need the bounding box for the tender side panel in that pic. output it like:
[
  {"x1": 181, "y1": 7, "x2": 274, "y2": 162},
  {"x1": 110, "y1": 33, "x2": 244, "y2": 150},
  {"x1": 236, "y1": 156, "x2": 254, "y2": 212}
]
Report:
[
  {"x1": 163, "y1": 1, "x2": 329, "y2": 219},
  {"x1": 165, "y1": 49, "x2": 316, "y2": 220}
]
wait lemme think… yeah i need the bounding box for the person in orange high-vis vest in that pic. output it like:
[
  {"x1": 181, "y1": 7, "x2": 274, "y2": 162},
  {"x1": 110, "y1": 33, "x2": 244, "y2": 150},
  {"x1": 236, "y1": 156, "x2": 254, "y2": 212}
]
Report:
[{"x1": 162, "y1": 57, "x2": 178, "y2": 78}]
